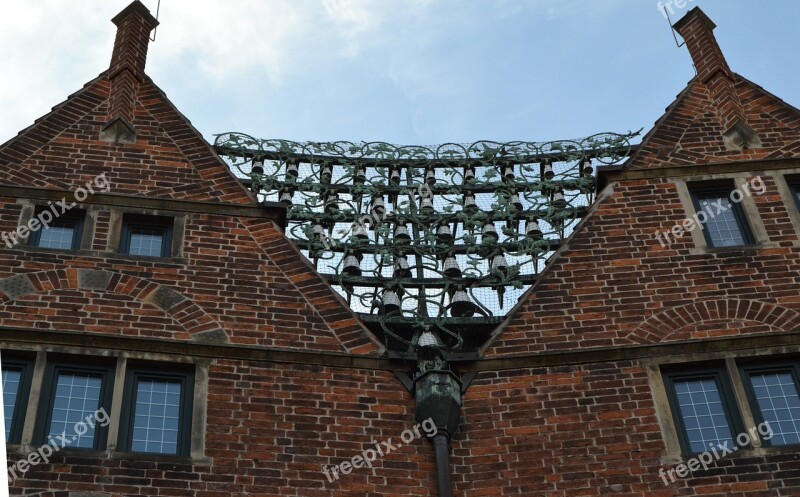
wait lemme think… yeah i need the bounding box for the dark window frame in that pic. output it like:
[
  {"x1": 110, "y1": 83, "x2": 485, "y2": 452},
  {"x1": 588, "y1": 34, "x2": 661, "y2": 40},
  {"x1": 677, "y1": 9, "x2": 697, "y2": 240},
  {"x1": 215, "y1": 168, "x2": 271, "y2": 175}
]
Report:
[
  {"x1": 120, "y1": 214, "x2": 174, "y2": 258},
  {"x1": 739, "y1": 361, "x2": 800, "y2": 447},
  {"x1": 1, "y1": 354, "x2": 35, "y2": 444},
  {"x1": 27, "y1": 207, "x2": 85, "y2": 250},
  {"x1": 663, "y1": 366, "x2": 746, "y2": 455},
  {"x1": 688, "y1": 182, "x2": 756, "y2": 248},
  {"x1": 118, "y1": 364, "x2": 194, "y2": 456},
  {"x1": 33, "y1": 360, "x2": 115, "y2": 450},
  {"x1": 787, "y1": 178, "x2": 800, "y2": 213}
]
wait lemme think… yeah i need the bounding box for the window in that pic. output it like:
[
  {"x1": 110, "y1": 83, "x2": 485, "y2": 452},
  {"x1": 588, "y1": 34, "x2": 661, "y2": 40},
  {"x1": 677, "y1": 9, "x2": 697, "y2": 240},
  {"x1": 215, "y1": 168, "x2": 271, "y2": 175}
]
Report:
[
  {"x1": 119, "y1": 367, "x2": 193, "y2": 456},
  {"x1": 120, "y1": 214, "x2": 173, "y2": 257},
  {"x1": 741, "y1": 364, "x2": 800, "y2": 446},
  {"x1": 689, "y1": 184, "x2": 754, "y2": 248},
  {"x1": 3, "y1": 352, "x2": 200, "y2": 456},
  {"x1": 788, "y1": 180, "x2": 800, "y2": 211},
  {"x1": 34, "y1": 362, "x2": 114, "y2": 449},
  {"x1": 663, "y1": 368, "x2": 744, "y2": 454},
  {"x1": 28, "y1": 208, "x2": 84, "y2": 250},
  {"x1": 1, "y1": 356, "x2": 34, "y2": 444}
]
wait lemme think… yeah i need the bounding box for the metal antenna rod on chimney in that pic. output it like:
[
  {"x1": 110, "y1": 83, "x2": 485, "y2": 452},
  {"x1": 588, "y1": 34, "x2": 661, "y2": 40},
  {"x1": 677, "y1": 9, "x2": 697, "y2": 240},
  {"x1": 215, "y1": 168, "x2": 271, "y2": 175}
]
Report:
[
  {"x1": 662, "y1": 7, "x2": 685, "y2": 48},
  {"x1": 663, "y1": 6, "x2": 698, "y2": 76},
  {"x1": 150, "y1": 0, "x2": 161, "y2": 41}
]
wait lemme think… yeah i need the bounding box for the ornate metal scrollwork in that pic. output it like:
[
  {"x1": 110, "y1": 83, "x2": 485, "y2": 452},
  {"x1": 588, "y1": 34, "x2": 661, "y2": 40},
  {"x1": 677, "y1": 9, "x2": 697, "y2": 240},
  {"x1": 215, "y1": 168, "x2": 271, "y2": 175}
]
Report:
[{"x1": 214, "y1": 131, "x2": 639, "y2": 352}]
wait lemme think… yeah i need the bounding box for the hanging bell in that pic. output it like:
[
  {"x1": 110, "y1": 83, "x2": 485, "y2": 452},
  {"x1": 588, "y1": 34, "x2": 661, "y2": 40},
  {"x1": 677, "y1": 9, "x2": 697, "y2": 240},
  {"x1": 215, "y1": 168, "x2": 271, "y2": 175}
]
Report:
[
  {"x1": 463, "y1": 193, "x2": 478, "y2": 213},
  {"x1": 436, "y1": 224, "x2": 454, "y2": 244},
  {"x1": 309, "y1": 225, "x2": 325, "y2": 260},
  {"x1": 482, "y1": 221, "x2": 498, "y2": 242},
  {"x1": 510, "y1": 192, "x2": 523, "y2": 212},
  {"x1": 464, "y1": 165, "x2": 476, "y2": 183},
  {"x1": 417, "y1": 329, "x2": 443, "y2": 348},
  {"x1": 551, "y1": 189, "x2": 566, "y2": 208},
  {"x1": 251, "y1": 158, "x2": 265, "y2": 176},
  {"x1": 419, "y1": 195, "x2": 434, "y2": 214},
  {"x1": 525, "y1": 218, "x2": 543, "y2": 239},
  {"x1": 450, "y1": 289, "x2": 478, "y2": 317},
  {"x1": 351, "y1": 222, "x2": 369, "y2": 241},
  {"x1": 321, "y1": 164, "x2": 333, "y2": 183},
  {"x1": 312, "y1": 222, "x2": 325, "y2": 240},
  {"x1": 394, "y1": 223, "x2": 411, "y2": 243},
  {"x1": 285, "y1": 160, "x2": 299, "y2": 178},
  {"x1": 501, "y1": 165, "x2": 515, "y2": 181},
  {"x1": 279, "y1": 189, "x2": 293, "y2": 206},
  {"x1": 580, "y1": 158, "x2": 593, "y2": 177},
  {"x1": 442, "y1": 256, "x2": 461, "y2": 278},
  {"x1": 372, "y1": 195, "x2": 386, "y2": 217},
  {"x1": 382, "y1": 289, "x2": 401, "y2": 314},
  {"x1": 425, "y1": 167, "x2": 436, "y2": 186},
  {"x1": 390, "y1": 167, "x2": 401, "y2": 185},
  {"x1": 342, "y1": 253, "x2": 362, "y2": 276},
  {"x1": 541, "y1": 160, "x2": 554, "y2": 181},
  {"x1": 325, "y1": 193, "x2": 340, "y2": 213},
  {"x1": 491, "y1": 254, "x2": 508, "y2": 275},
  {"x1": 354, "y1": 165, "x2": 366, "y2": 183},
  {"x1": 393, "y1": 254, "x2": 412, "y2": 278}
]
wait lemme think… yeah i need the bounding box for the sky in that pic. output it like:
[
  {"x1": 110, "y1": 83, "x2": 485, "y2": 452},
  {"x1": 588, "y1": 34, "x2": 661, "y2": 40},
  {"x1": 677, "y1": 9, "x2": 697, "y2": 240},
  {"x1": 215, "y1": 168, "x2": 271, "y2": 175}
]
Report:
[{"x1": 1, "y1": 0, "x2": 799, "y2": 148}]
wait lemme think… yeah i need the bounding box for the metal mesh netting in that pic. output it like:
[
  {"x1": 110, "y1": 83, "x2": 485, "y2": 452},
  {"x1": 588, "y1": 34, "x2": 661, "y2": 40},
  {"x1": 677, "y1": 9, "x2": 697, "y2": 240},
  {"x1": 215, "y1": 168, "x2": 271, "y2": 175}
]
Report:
[{"x1": 215, "y1": 133, "x2": 638, "y2": 351}]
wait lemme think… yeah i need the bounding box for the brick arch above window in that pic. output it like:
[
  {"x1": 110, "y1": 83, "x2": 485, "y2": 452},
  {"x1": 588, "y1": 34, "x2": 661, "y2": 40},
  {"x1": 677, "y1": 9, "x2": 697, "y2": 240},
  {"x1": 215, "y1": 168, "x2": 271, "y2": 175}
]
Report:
[
  {"x1": 627, "y1": 299, "x2": 800, "y2": 344},
  {"x1": 0, "y1": 269, "x2": 228, "y2": 343}
]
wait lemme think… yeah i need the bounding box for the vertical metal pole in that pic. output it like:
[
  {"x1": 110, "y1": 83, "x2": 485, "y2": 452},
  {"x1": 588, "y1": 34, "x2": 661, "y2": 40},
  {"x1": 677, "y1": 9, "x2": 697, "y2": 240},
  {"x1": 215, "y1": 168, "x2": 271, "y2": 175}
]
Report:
[{"x1": 432, "y1": 434, "x2": 453, "y2": 497}]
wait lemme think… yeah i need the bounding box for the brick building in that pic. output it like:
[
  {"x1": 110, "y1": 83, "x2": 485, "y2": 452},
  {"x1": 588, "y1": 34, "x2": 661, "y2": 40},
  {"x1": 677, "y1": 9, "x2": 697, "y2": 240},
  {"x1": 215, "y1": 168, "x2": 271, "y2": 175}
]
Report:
[{"x1": 2, "y1": 2, "x2": 800, "y2": 496}]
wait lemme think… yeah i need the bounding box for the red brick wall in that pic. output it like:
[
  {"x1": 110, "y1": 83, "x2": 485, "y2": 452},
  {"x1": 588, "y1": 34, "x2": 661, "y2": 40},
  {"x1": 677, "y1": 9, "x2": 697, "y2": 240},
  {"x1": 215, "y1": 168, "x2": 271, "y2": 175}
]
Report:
[
  {"x1": 457, "y1": 363, "x2": 800, "y2": 496},
  {"x1": 8, "y1": 358, "x2": 799, "y2": 496},
  {"x1": 9, "y1": 362, "x2": 437, "y2": 497},
  {"x1": 625, "y1": 78, "x2": 800, "y2": 171},
  {"x1": 0, "y1": 198, "x2": 375, "y2": 352},
  {"x1": 486, "y1": 173, "x2": 800, "y2": 356},
  {"x1": 0, "y1": 76, "x2": 254, "y2": 204}
]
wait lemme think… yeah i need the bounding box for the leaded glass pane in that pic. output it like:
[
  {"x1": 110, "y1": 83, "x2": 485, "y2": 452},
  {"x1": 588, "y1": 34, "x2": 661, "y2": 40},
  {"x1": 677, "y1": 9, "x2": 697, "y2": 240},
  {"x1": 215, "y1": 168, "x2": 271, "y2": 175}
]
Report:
[
  {"x1": 695, "y1": 192, "x2": 746, "y2": 247},
  {"x1": 131, "y1": 378, "x2": 183, "y2": 454},
  {"x1": 48, "y1": 372, "x2": 102, "y2": 448},
  {"x1": 2, "y1": 368, "x2": 22, "y2": 440},
  {"x1": 674, "y1": 377, "x2": 735, "y2": 453},
  {"x1": 128, "y1": 227, "x2": 164, "y2": 257},
  {"x1": 750, "y1": 371, "x2": 800, "y2": 446},
  {"x1": 38, "y1": 221, "x2": 76, "y2": 249}
]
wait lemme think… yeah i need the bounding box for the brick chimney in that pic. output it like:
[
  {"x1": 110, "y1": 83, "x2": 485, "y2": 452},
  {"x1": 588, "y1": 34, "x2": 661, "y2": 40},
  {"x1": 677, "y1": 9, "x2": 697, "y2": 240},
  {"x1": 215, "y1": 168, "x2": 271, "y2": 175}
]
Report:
[
  {"x1": 100, "y1": 1, "x2": 159, "y2": 144},
  {"x1": 673, "y1": 7, "x2": 761, "y2": 151}
]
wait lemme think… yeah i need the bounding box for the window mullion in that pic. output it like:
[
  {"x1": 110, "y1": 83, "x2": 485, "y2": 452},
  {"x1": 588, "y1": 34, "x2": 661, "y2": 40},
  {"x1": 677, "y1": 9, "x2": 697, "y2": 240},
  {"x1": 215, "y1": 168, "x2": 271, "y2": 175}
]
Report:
[
  {"x1": 725, "y1": 357, "x2": 762, "y2": 448},
  {"x1": 21, "y1": 351, "x2": 47, "y2": 447},
  {"x1": 105, "y1": 356, "x2": 127, "y2": 451}
]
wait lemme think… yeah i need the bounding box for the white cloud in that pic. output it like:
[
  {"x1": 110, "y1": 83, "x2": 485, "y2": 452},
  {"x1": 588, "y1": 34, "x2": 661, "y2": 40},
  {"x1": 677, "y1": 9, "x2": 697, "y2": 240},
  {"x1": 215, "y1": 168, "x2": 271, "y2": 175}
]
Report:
[
  {"x1": 0, "y1": 0, "x2": 445, "y2": 133},
  {"x1": 0, "y1": 0, "x2": 720, "y2": 147},
  {"x1": 0, "y1": 0, "x2": 113, "y2": 142},
  {"x1": 147, "y1": 0, "x2": 311, "y2": 83},
  {"x1": 0, "y1": 0, "x2": 409, "y2": 139}
]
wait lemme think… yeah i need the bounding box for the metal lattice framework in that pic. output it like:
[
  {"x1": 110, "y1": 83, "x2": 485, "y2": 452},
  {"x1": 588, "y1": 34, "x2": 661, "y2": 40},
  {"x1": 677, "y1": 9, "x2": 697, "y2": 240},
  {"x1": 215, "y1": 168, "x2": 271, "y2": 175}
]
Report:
[{"x1": 214, "y1": 132, "x2": 639, "y2": 352}]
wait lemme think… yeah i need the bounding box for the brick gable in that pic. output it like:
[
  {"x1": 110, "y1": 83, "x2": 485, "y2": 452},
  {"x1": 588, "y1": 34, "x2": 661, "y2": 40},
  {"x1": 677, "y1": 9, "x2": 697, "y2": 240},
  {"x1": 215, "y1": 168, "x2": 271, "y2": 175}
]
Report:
[
  {"x1": 624, "y1": 76, "x2": 800, "y2": 170},
  {"x1": 0, "y1": 75, "x2": 256, "y2": 204},
  {"x1": 482, "y1": 173, "x2": 800, "y2": 357}
]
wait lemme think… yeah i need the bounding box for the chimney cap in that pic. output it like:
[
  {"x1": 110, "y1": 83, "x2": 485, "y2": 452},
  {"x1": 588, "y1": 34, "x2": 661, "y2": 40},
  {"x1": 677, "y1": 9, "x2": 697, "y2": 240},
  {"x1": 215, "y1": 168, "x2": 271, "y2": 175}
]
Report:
[
  {"x1": 111, "y1": 0, "x2": 159, "y2": 30},
  {"x1": 672, "y1": 6, "x2": 716, "y2": 33}
]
